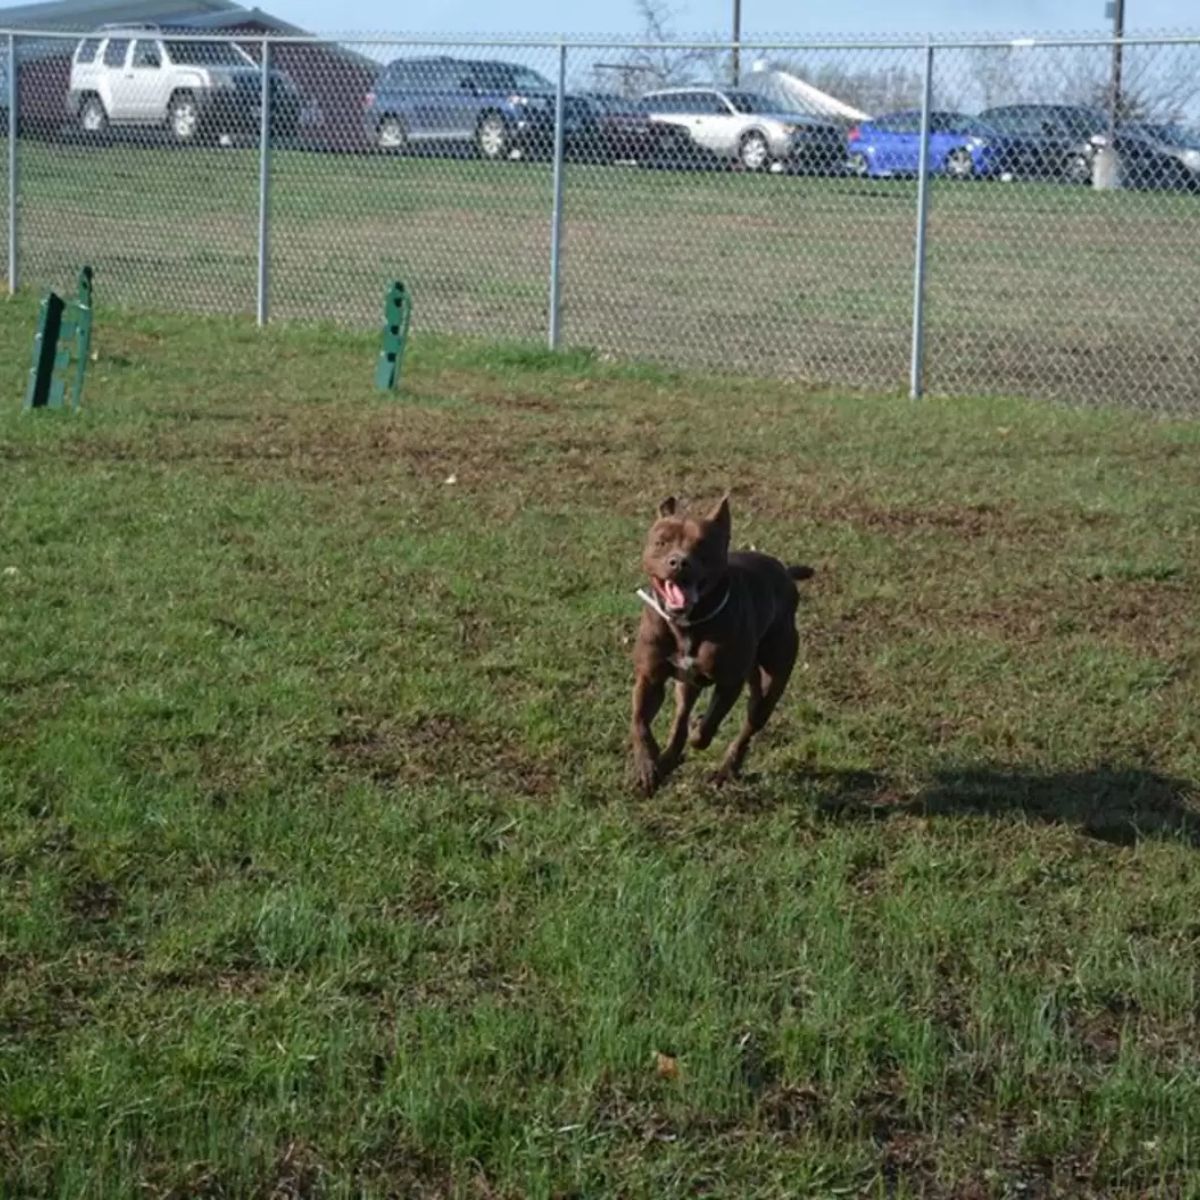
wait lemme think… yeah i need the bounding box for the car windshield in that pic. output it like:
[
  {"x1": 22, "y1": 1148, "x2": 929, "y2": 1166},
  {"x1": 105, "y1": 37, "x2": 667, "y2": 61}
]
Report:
[
  {"x1": 954, "y1": 116, "x2": 1002, "y2": 137},
  {"x1": 587, "y1": 94, "x2": 637, "y2": 114},
  {"x1": 1060, "y1": 108, "x2": 1108, "y2": 137},
  {"x1": 980, "y1": 110, "x2": 1023, "y2": 132},
  {"x1": 471, "y1": 64, "x2": 553, "y2": 93},
  {"x1": 166, "y1": 40, "x2": 255, "y2": 67},
  {"x1": 724, "y1": 90, "x2": 780, "y2": 115},
  {"x1": 1140, "y1": 123, "x2": 1200, "y2": 149}
]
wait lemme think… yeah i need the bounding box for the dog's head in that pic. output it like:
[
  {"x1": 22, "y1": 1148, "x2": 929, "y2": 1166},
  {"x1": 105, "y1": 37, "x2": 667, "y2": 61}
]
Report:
[{"x1": 642, "y1": 495, "x2": 731, "y2": 619}]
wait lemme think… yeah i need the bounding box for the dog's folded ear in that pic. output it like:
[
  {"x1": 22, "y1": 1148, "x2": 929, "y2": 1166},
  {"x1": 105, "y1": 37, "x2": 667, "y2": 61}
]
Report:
[{"x1": 658, "y1": 496, "x2": 677, "y2": 518}]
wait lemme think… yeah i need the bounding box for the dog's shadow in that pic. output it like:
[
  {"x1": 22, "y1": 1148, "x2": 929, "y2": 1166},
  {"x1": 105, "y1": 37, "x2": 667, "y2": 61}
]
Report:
[{"x1": 806, "y1": 762, "x2": 1200, "y2": 848}]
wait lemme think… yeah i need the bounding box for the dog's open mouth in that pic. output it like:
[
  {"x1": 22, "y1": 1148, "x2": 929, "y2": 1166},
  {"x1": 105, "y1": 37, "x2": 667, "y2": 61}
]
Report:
[{"x1": 652, "y1": 577, "x2": 690, "y2": 612}]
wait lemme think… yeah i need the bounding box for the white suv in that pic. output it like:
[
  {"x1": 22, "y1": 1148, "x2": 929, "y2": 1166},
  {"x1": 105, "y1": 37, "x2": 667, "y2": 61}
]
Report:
[
  {"x1": 68, "y1": 25, "x2": 300, "y2": 143},
  {"x1": 642, "y1": 86, "x2": 846, "y2": 173}
]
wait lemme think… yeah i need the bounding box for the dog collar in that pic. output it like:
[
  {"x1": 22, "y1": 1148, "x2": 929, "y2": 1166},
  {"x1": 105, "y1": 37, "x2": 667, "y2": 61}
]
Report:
[{"x1": 636, "y1": 581, "x2": 731, "y2": 629}]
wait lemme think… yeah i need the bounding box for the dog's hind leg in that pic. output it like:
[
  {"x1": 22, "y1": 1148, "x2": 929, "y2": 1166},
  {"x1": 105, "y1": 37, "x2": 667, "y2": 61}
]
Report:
[
  {"x1": 712, "y1": 624, "x2": 799, "y2": 785},
  {"x1": 688, "y1": 680, "x2": 744, "y2": 753}
]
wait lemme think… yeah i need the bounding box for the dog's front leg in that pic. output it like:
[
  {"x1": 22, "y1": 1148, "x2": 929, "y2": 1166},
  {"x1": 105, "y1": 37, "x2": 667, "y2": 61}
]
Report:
[
  {"x1": 630, "y1": 673, "x2": 667, "y2": 795},
  {"x1": 656, "y1": 680, "x2": 701, "y2": 782}
]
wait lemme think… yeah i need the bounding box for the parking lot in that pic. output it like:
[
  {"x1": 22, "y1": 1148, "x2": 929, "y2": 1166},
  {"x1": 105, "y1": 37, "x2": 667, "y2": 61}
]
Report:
[{"x1": 2, "y1": 28, "x2": 1200, "y2": 409}]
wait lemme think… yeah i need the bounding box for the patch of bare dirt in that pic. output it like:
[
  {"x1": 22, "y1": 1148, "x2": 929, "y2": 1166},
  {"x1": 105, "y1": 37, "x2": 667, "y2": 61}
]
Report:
[
  {"x1": 266, "y1": 1139, "x2": 325, "y2": 1200},
  {"x1": 966, "y1": 579, "x2": 1194, "y2": 653},
  {"x1": 757, "y1": 1083, "x2": 823, "y2": 1133},
  {"x1": 326, "y1": 712, "x2": 558, "y2": 799},
  {"x1": 147, "y1": 965, "x2": 275, "y2": 998},
  {"x1": 67, "y1": 875, "x2": 121, "y2": 925},
  {"x1": 353, "y1": 1125, "x2": 509, "y2": 1200}
]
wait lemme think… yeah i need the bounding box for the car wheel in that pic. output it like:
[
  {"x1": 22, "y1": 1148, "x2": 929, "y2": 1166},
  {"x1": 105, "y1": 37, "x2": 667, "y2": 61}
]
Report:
[
  {"x1": 274, "y1": 101, "x2": 301, "y2": 142},
  {"x1": 739, "y1": 130, "x2": 770, "y2": 172},
  {"x1": 1066, "y1": 152, "x2": 1092, "y2": 185},
  {"x1": 376, "y1": 114, "x2": 407, "y2": 152},
  {"x1": 945, "y1": 147, "x2": 975, "y2": 180},
  {"x1": 1158, "y1": 160, "x2": 1191, "y2": 191},
  {"x1": 168, "y1": 91, "x2": 201, "y2": 143},
  {"x1": 662, "y1": 129, "x2": 691, "y2": 169},
  {"x1": 79, "y1": 95, "x2": 107, "y2": 136},
  {"x1": 476, "y1": 113, "x2": 509, "y2": 161},
  {"x1": 847, "y1": 150, "x2": 869, "y2": 177},
  {"x1": 641, "y1": 127, "x2": 678, "y2": 169}
]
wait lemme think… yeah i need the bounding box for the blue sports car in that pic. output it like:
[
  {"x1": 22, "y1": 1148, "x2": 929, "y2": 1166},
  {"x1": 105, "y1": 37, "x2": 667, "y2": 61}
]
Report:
[{"x1": 847, "y1": 110, "x2": 1015, "y2": 180}]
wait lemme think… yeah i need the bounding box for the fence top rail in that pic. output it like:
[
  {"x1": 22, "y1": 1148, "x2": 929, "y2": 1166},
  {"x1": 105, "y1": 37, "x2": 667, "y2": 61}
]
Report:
[{"x1": 0, "y1": 26, "x2": 1198, "y2": 51}]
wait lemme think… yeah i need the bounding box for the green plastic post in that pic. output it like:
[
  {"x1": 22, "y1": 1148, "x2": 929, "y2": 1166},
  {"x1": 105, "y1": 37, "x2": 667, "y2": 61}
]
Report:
[
  {"x1": 375, "y1": 280, "x2": 413, "y2": 391},
  {"x1": 22, "y1": 265, "x2": 94, "y2": 413},
  {"x1": 70, "y1": 267, "x2": 94, "y2": 412},
  {"x1": 24, "y1": 292, "x2": 65, "y2": 409}
]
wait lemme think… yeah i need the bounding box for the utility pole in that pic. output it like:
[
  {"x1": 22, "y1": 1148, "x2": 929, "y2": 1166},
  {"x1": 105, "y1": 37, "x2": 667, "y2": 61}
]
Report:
[
  {"x1": 731, "y1": 0, "x2": 741, "y2": 86},
  {"x1": 1107, "y1": 0, "x2": 1125, "y2": 135}
]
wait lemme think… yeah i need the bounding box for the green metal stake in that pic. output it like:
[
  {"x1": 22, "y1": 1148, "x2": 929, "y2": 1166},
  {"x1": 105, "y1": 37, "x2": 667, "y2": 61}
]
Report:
[
  {"x1": 23, "y1": 262, "x2": 95, "y2": 412},
  {"x1": 70, "y1": 267, "x2": 95, "y2": 412},
  {"x1": 375, "y1": 280, "x2": 413, "y2": 391},
  {"x1": 23, "y1": 265, "x2": 95, "y2": 412},
  {"x1": 24, "y1": 292, "x2": 65, "y2": 409}
]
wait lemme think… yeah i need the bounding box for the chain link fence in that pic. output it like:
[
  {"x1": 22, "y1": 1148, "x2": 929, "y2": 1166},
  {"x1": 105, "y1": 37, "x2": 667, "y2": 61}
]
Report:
[
  {"x1": 3, "y1": 27, "x2": 1199, "y2": 410},
  {"x1": 2, "y1": 35, "x2": 12, "y2": 292}
]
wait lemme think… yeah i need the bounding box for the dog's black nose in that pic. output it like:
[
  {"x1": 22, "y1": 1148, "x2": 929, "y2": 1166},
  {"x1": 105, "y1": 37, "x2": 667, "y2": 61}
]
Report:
[{"x1": 667, "y1": 553, "x2": 683, "y2": 572}]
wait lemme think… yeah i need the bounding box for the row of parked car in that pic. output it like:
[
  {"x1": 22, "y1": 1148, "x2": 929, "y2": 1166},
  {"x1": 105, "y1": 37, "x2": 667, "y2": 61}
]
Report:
[
  {"x1": 362, "y1": 58, "x2": 850, "y2": 172},
  {"x1": 358, "y1": 57, "x2": 1200, "y2": 191},
  {"x1": 22, "y1": 27, "x2": 1200, "y2": 192},
  {"x1": 849, "y1": 104, "x2": 1200, "y2": 190}
]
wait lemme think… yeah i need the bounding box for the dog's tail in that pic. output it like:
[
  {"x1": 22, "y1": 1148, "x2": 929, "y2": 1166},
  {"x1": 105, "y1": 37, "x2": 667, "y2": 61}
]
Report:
[{"x1": 788, "y1": 564, "x2": 815, "y2": 582}]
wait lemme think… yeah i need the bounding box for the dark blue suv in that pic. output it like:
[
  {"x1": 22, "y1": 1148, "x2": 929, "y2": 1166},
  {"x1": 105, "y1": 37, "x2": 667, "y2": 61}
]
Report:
[{"x1": 364, "y1": 56, "x2": 590, "y2": 159}]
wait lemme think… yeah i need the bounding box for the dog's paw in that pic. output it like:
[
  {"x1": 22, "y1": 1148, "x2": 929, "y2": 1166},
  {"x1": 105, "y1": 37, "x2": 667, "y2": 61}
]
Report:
[
  {"x1": 656, "y1": 749, "x2": 682, "y2": 778},
  {"x1": 632, "y1": 755, "x2": 660, "y2": 797},
  {"x1": 688, "y1": 726, "x2": 712, "y2": 751},
  {"x1": 708, "y1": 765, "x2": 740, "y2": 789}
]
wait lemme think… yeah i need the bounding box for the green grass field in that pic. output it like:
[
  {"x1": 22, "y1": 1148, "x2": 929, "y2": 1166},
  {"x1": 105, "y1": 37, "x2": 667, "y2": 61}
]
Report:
[
  {"x1": 3, "y1": 297, "x2": 1200, "y2": 1197},
  {"x1": 2, "y1": 137, "x2": 1199, "y2": 408}
]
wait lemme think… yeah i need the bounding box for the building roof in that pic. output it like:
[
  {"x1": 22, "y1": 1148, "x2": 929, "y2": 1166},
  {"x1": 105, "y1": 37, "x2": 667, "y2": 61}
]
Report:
[
  {"x1": 0, "y1": 0, "x2": 383, "y2": 73},
  {"x1": 0, "y1": 0, "x2": 304, "y2": 33}
]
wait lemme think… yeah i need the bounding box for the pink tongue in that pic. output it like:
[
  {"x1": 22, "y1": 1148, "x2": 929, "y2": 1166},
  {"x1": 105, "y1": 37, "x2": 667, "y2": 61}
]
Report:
[{"x1": 661, "y1": 580, "x2": 687, "y2": 609}]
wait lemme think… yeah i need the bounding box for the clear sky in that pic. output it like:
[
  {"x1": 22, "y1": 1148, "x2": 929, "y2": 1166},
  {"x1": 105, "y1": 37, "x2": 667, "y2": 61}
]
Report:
[{"x1": 275, "y1": 0, "x2": 1195, "y2": 37}]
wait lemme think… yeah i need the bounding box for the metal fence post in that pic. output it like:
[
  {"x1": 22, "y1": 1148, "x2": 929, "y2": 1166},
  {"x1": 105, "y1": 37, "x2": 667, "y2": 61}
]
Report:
[
  {"x1": 256, "y1": 36, "x2": 271, "y2": 326},
  {"x1": 547, "y1": 39, "x2": 567, "y2": 350},
  {"x1": 7, "y1": 32, "x2": 18, "y2": 295},
  {"x1": 909, "y1": 38, "x2": 934, "y2": 399}
]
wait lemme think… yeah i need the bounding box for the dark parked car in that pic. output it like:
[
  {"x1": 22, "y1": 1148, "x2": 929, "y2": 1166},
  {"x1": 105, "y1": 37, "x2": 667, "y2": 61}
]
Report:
[
  {"x1": 847, "y1": 110, "x2": 1016, "y2": 179},
  {"x1": 364, "y1": 56, "x2": 589, "y2": 159},
  {"x1": 978, "y1": 104, "x2": 1107, "y2": 183},
  {"x1": 0, "y1": 49, "x2": 8, "y2": 130},
  {"x1": 575, "y1": 92, "x2": 694, "y2": 164},
  {"x1": 1113, "y1": 122, "x2": 1200, "y2": 190},
  {"x1": 578, "y1": 93, "x2": 654, "y2": 162}
]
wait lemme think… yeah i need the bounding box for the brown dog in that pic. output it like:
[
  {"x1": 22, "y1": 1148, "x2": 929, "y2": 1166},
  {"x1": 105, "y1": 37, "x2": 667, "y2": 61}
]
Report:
[{"x1": 630, "y1": 495, "x2": 812, "y2": 795}]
